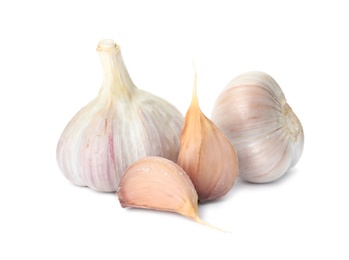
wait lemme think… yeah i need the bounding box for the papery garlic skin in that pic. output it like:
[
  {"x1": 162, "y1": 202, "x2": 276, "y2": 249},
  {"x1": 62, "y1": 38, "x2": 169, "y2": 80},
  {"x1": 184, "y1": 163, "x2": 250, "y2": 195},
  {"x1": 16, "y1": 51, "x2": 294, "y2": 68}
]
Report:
[
  {"x1": 56, "y1": 39, "x2": 183, "y2": 192},
  {"x1": 211, "y1": 71, "x2": 304, "y2": 183},
  {"x1": 177, "y1": 74, "x2": 238, "y2": 202}
]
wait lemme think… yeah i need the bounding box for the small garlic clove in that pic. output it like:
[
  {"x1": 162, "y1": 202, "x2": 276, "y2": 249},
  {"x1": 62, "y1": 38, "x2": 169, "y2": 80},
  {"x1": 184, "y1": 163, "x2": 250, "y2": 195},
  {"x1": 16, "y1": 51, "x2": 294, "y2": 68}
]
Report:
[
  {"x1": 211, "y1": 71, "x2": 304, "y2": 183},
  {"x1": 117, "y1": 156, "x2": 226, "y2": 231},
  {"x1": 177, "y1": 73, "x2": 239, "y2": 202},
  {"x1": 117, "y1": 156, "x2": 199, "y2": 220}
]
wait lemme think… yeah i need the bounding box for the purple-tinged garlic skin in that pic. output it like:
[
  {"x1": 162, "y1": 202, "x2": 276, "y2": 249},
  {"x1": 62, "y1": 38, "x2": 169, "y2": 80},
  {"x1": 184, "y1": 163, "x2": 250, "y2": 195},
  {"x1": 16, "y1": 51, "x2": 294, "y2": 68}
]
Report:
[
  {"x1": 211, "y1": 72, "x2": 304, "y2": 183},
  {"x1": 56, "y1": 40, "x2": 183, "y2": 192}
]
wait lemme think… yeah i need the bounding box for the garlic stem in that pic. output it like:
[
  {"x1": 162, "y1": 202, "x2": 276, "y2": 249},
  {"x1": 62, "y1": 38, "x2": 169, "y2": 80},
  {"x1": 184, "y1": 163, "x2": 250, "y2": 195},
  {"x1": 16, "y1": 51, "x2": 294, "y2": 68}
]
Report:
[
  {"x1": 96, "y1": 39, "x2": 136, "y2": 99},
  {"x1": 97, "y1": 39, "x2": 116, "y2": 49}
]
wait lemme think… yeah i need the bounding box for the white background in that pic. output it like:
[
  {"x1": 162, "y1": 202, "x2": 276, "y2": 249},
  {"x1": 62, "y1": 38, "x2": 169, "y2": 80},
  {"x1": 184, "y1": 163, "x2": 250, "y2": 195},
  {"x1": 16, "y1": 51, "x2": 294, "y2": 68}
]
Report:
[{"x1": 1, "y1": 0, "x2": 348, "y2": 259}]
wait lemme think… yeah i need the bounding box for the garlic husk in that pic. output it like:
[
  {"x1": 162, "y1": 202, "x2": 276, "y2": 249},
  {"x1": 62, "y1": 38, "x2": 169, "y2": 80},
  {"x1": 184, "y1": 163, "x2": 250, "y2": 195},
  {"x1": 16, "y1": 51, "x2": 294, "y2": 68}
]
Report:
[
  {"x1": 177, "y1": 74, "x2": 239, "y2": 202},
  {"x1": 211, "y1": 71, "x2": 304, "y2": 183},
  {"x1": 117, "y1": 156, "x2": 226, "y2": 231},
  {"x1": 56, "y1": 39, "x2": 183, "y2": 192}
]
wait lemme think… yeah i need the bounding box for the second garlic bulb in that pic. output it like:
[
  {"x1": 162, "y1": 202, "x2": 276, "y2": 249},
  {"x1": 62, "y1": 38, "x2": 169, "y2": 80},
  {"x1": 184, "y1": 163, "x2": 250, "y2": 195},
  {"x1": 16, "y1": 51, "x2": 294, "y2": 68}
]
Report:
[
  {"x1": 56, "y1": 39, "x2": 183, "y2": 192},
  {"x1": 211, "y1": 71, "x2": 304, "y2": 183}
]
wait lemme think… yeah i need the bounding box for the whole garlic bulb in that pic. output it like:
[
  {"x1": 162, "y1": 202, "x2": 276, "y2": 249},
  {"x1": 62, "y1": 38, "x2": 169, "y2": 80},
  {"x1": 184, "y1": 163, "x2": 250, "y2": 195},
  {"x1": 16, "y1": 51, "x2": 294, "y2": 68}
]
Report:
[
  {"x1": 56, "y1": 39, "x2": 183, "y2": 192},
  {"x1": 211, "y1": 71, "x2": 304, "y2": 183}
]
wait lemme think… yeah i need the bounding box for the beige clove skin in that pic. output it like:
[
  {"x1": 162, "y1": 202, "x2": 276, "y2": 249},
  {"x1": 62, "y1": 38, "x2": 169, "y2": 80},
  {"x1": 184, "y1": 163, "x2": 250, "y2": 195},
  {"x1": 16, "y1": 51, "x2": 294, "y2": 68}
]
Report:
[
  {"x1": 117, "y1": 157, "x2": 227, "y2": 231},
  {"x1": 117, "y1": 156, "x2": 200, "y2": 220},
  {"x1": 177, "y1": 74, "x2": 239, "y2": 202},
  {"x1": 211, "y1": 71, "x2": 304, "y2": 183}
]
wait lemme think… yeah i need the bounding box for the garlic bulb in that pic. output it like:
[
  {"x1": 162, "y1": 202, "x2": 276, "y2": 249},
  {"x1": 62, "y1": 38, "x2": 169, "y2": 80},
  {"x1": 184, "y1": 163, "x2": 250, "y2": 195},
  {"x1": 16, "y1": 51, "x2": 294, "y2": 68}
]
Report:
[
  {"x1": 117, "y1": 156, "x2": 225, "y2": 231},
  {"x1": 177, "y1": 73, "x2": 238, "y2": 202},
  {"x1": 56, "y1": 39, "x2": 183, "y2": 192},
  {"x1": 211, "y1": 71, "x2": 304, "y2": 183}
]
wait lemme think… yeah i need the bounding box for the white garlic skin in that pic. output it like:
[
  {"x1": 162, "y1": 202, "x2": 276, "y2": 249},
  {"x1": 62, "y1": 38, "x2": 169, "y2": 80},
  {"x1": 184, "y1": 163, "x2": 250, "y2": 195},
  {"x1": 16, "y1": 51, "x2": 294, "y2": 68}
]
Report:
[
  {"x1": 56, "y1": 39, "x2": 183, "y2": 192},
  {"x1": 211, "y1": 71, "x2": 304, "y2": 183}
]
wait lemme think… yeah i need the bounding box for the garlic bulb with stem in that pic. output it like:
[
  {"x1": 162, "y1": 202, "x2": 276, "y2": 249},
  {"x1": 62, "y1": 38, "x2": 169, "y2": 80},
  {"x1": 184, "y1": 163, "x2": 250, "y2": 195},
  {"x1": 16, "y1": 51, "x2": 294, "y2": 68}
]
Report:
[
  {"x1": 211, "y1": 71, "x2": 304, "y2": 183},
  {"x1": 177, "y1": 70, "x2": 239, "y2": 202},
  {"x1": 117, "y1": 156, "x2": 227, "y2": 232},
  {"x1": 56, "y1": 39, "x2": 183, "y2": 192}
]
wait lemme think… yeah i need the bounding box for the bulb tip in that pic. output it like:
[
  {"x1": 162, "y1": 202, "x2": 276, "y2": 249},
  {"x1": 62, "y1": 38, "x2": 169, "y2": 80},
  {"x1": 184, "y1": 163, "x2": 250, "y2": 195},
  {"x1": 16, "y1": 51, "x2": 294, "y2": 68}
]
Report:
[{"x1": 97, "y1": 39, "x2": 118, "y2": 51}]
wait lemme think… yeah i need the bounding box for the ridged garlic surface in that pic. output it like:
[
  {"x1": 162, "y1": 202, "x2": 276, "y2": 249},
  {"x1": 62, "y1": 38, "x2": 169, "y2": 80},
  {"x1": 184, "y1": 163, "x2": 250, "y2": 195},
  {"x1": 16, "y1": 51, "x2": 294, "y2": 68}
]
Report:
[
  {"x1": 56, "y1": 39, "x2": 183, "y2": 192},
  {"x1": 117, "y1": 157, "x2": 200, "y2": 220},
  {"x1": 178, "y1": 74, "x2": 238, "y2": 202},
  {"x1": 211, "y1": 71, "x2": 304, "y2": 183}
]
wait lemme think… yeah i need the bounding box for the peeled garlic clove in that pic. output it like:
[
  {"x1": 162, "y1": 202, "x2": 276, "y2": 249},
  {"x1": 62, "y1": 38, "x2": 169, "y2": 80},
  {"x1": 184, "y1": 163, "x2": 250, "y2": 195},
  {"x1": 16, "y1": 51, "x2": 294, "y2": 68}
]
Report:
[
  {"x1": 117, "y1": 156, "x2": 225, "y2": 231},
  {"x1": 177, "y1": 74, "x2": 239, "y2": 202},
  {"x1": 56, "y1": 39, "x2": 183, "y2": 192},
  {"x1": 211, "y1": 71, "x2": 304, "y2": 183}
]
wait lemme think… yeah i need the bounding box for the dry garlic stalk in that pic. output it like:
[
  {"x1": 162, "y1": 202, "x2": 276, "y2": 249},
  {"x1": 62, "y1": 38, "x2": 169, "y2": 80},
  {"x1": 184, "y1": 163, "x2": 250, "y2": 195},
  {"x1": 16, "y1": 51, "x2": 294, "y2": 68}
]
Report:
[
  {"x1": 177, "y1": 73, "x2": 239, "y2": 202},
  {"x1": 211, "y1": 71, "x2": 304, "y2": 183},
  {"x1": 117, "y1": 156, "x2": 225, "y2": 231},
  {"x1": 56, "y1": 39, "x2": 183, "y2": 192}
]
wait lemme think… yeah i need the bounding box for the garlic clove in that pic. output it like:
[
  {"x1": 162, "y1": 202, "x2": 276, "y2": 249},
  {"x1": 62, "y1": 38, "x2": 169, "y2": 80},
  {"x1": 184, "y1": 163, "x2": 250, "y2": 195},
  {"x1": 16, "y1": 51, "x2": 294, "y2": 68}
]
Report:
[
  {"x1": 117, "y1": 156, "x2": 198, "y2": 219},
  {"x1": 177, "y1": 73, "x2": 239, "y2": 202},
  {"x1": 57, "y1": 39, "x2": 183, "y2": 192},
  {"x1": 117, "y1": 156, "x2": 226, "y2": 231},
  {"x1": 211, "y1": 71, "x2": 304, "y2": 183}
]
